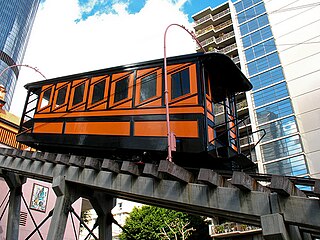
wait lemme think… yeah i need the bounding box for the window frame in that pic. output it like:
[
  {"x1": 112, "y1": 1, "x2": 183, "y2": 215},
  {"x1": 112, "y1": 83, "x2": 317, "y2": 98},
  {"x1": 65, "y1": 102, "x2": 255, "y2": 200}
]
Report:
[
  {"x1": 87, "y1": 75, "x2": 110, "y2": 109},
  {"x1": 68, "y1": 79, "x2": 89, "y2": 110},
  {"x1": 37, "y1": 85, "x2": 54, "y2": 113},
  {"x1": 109, "y1": 72, "x2": 134, "y2": 108},
  {"x1": 135, "y1": 68, "x2": 162, "y2": 106},
  {"x1": 168, "y1": 64, "x2": 197, "y2": 102},
  {"x1": 52, "y1": 82, "x2": 70, "y2": 111}
]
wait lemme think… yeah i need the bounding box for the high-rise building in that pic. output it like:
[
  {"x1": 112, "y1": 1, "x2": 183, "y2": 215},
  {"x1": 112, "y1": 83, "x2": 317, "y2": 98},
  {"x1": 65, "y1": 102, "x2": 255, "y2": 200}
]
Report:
[
  {"x1": 193, "y1": 0, "x2": 320, "y2": 179},
  {"x1": 0, "y1": 0, "x2": 40, "y2": 110}
]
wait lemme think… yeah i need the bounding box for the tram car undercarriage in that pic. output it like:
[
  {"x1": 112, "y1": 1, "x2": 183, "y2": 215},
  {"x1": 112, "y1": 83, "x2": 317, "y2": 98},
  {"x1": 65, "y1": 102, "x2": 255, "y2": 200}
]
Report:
[{"x1": 17, "y1": 52, "x2": 254, "y2": 170}]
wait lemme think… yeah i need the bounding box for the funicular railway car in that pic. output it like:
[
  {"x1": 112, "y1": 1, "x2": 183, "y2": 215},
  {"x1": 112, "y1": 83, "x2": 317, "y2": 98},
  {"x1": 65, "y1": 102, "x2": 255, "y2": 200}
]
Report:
[{"x1": 17, "y1": 52, "x2": 253, "y2": 170}]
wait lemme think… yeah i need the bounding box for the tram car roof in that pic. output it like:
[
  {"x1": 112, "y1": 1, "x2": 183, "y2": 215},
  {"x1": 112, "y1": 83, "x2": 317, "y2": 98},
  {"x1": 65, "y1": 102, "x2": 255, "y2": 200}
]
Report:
[{"x1": 24, "y1": 52, "x2": 252, "y2": 102}]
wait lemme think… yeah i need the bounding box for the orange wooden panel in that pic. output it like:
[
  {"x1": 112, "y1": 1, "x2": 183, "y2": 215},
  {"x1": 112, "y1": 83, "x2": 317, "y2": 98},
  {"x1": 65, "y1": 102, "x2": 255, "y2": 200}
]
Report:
[
  {"x1": 134, "y1": 121, "x2": 198, "y2": 138},
  {"x1": 167, "y1": 63, "x2": 191, "y2": 73},
  {"x1": 72, "y1": 79, "x2": 87, "y2": 87},
  {"x1": 206, "y1": 98, "x2": 213, "y2": 112},
  {"x1": 207, "y1": 111, "x2": 214, "y2": 122},
  {"x1": 53, "y1": 105, "x2": 67, "y2": 112},
  {"x1": 91, "y1": 75, "x2": 109, "y2": 84},
  {"x1": 69, "y1": 104, "x2": 86, "y2": 112},
  {"x1": 88, "y1": 102, "x2": 108, "y2": 111},
  {"x1": 110, "y1": 100, "x2": 132, "y2": 109},
  {"x1": 33, "y1": 122, "x2": 63, "y2": 134},
  {"x1": 34, "y1": 106, "x2": 205, "y2": 119},
  {"x1": 136, "y1": 98, "x2": 162, "y2": 108},
  {"x1": 65, "y1": 122, "x2": 130, "y2": 136},
  {"x1": 208, "y1": 125, "x2": 214, "y2": 143},
  {"x1": 169, "y1": 95, "x2": 198, "y2": 107},
  {"x1": 136, "y1": 67, "x2": 160, "y2": 78},
  {"x1": 111, "y1": 72, "x2": 132, "y2": 81}
]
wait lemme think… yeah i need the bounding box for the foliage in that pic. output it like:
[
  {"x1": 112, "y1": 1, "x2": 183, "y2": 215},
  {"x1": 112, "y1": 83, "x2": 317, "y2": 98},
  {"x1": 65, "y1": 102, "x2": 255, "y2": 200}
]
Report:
[{"x1": 119, "y1": 205, "x2": 210, "y2": 240}]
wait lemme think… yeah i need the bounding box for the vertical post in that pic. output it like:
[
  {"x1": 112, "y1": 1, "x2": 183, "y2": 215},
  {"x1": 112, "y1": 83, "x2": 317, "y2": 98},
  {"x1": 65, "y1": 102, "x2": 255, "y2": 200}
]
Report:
[
  {"x1": 3, "y1": 172, "x2": 26, "y2": 240},
  {"x1": 90, "y1": 193, "x2": 116, "y2": 240},
  {"x1": 47, "y1": 176, "x2": 78, "y2": 240},
  {"x1": 163, "y1": 23, "x2": 205, "y2": 162}
]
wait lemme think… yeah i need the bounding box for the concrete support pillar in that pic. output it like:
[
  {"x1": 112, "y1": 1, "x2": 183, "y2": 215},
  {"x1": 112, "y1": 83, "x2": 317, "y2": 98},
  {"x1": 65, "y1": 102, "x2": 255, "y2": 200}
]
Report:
[
  {"x1": 90, "y1": 193, "x2": 116, "y2": 240},
  {"x1": 287, "y1": 225, "x2": 303, "y2": 240},
  {"x1": 47, "y1": 176, "x2": 79, "y2": 240},
  {"x1": 3, "y1": 172, "x2": 26, "y2": 240},
  {"x1": 261, "y1": 213, "x2": 290, "y2": 240}
]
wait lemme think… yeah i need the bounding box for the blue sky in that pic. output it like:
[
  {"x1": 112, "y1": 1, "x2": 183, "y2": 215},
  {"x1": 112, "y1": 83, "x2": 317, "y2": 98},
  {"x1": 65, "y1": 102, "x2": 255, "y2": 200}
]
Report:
[{"x1": 77, "y1": 0, "x2": 229, "y2": 21}]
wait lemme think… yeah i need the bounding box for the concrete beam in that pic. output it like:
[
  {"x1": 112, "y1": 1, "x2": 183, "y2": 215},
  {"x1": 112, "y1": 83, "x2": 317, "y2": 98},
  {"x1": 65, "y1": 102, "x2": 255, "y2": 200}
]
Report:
[
  {"x1": 69, "y1": 155, "x2": 85, "y2": 168},
  {"x1": 261, "y1": 213, "x2": 290, "y2": 240},
  {"x1": 21, "y1": 150, "x2": 33, "y2": 159},
  {"x1": 231, "y1": 171, "x2": 254, "y2": 191},
  {"x1": 84, "y1": 157, "x2": 102, "y2": 170},
  {"x1": 121, "y1": 161, "x2": 141, "y2": 176},
  {"x1": 43, "y1": 152, "x2": 58, "y2": 163},
  {"x1": 143, "y1": 163, "x2": 161, "y2": 179},
  {"x1": 270, "y1": 175, "x2": 305, "y2": 197},
  {"x1": 55, "y1": 154, "x2": 71, "y2": 165},
  {"x1": 197, "y1": 168, "x2": 223, "y2": 187},
  {"x1": 101, "y1": 159, "x2": 120, "y2": 173},
  {"x1": 1, "y1": 153, "x2": 320, "y2": 230},
  {"x1": 31, "y1": 151, "x2": 46, "y2": 162},
  {"x1": 158, "y1": 160, "x2": 194, "y2": 183}
]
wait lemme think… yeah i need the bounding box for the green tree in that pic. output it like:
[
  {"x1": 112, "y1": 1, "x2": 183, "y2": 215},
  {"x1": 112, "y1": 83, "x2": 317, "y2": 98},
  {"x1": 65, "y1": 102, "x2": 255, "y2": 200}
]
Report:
[{"x1": 119, "y1": 206, "x2": 210, "y2": 240}]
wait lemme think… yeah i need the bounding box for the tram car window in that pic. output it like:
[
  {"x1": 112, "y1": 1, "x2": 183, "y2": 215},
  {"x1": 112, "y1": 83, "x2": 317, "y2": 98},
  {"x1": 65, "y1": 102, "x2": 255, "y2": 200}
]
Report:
[{"x1": 17, "y1": 52, "x2": 254, "y2": 170}]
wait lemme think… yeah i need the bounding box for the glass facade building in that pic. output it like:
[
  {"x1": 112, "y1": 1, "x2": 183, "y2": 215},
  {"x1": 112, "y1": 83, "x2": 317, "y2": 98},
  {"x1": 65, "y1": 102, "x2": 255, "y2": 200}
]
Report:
[
  {"x1": 192, "y1": 0, "x2": 319, "y2": 178},
  {"x1": 233, "y1": 0, "x2": 308, "y2": 176},
  {"x1": 0, "y1": 0, "x2": 40, "y2": 110}
]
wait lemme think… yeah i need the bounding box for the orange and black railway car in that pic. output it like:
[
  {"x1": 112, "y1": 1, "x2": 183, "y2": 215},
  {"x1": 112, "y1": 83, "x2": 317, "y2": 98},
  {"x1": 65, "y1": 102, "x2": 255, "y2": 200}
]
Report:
[{"x1": 17, "y1": 52, "x2": 252, "y2": 169}]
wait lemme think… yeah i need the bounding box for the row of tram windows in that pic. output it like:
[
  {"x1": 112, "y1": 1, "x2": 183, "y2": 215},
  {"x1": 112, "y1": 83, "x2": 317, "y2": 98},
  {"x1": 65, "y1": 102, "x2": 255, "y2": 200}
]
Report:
[{"x1": 37, "y1": 64, "x2": 195, "y2": 112}]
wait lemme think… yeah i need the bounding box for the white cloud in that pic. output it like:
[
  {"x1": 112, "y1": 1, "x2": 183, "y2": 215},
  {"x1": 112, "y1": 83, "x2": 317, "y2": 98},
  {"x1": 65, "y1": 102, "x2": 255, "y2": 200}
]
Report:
[{"x1": 11, "y1": 0, "x2": 197, "y2": 116}]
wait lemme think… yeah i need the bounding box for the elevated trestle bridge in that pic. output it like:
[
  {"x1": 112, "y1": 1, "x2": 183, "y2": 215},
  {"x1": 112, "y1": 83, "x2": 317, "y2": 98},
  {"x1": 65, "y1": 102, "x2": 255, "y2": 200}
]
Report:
[{"x1": 0, "y1": 147, "x2": 319, "y2": 240}]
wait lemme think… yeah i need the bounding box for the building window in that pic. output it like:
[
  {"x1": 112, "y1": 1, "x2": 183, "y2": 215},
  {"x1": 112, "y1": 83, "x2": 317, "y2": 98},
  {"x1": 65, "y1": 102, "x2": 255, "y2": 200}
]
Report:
[
  {"x1": 238, "y1": 2, "x2": 266, "y2": 24},
  {"x1": 40, "y1": 87, "x2": 51, "y2": 109},
  {"x1": 264, "y1": 155, "x2": 308, "y2": 176},
  {"x1": 255, "y1": 98, "x2": 293, "y2": 125},
  {"x1": 92, "y1": 80, "x2": 106, "y2": 104},
  {"x1": 171, "y1": 68, "x2": 190, "y2": 100},
  {"x1": 235, "y1": 0, "x2": 263, "y2": 13},
  {"x1": 261, "y1": 135, "x2": 303, "y2": 162},
  {"x1": 242, "y1": 26, "x2": 272, "y2": 48},
  {"x1": 245, "y1": 38, "x2": 276, "y2": 61},
  {"x1": 258, "y1": 116, "x2": 298, "y2": 143},
  {"x1": 114, "y1": 77, "x2": 129, "y2": 103},
  {"x1": 56, "y1": 86, "x2": 67, "y2": 106},
  {"x1": 72, "y1": 83, "x2": 85, "y2": 105},
  {"x1": 247, "y1": 52, "x2": 280, "y2": 76},
  {"x1": 250, "y1": 67, "x2": 284, "y2": 91},
  {"x1": 240, "y1": 14, "x2": 269, "y2": 36},
  {"x1": 140, "y1": 73, "x2": 157, "y2": 102},
  {"x1": 253, "y1": 82, "x2": 288, "y2": 107}
]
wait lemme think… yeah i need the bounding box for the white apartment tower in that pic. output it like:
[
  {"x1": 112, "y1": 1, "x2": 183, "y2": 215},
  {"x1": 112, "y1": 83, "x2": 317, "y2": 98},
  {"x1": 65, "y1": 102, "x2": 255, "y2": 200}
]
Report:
[{"x1": 193, "y1": 0, "x2": 320, "y2": 179}]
